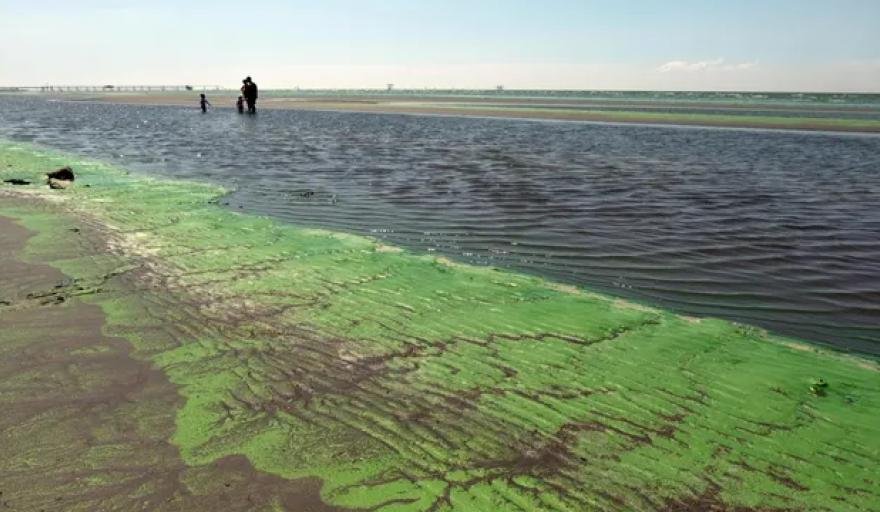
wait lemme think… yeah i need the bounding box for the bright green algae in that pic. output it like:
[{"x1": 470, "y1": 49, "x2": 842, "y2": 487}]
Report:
[{"x1": 2, "y1": 141, "x2": 879, "y2": 511}]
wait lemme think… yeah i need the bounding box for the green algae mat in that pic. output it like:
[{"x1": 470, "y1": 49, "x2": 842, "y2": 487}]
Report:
[{"x1": 1, "y1": 141, "x2": 879, "y2": 511}]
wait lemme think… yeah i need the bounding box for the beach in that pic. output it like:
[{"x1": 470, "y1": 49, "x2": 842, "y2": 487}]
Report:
[
  {"x1": 2, "y1": 141, "x2": 879, "y2": 510},
  {"x1": 6, "y1": 0, "x2": 880, "y2": 507},
  {"x1": 18, "y1": 90, "x2": 880, "y2": 133}
]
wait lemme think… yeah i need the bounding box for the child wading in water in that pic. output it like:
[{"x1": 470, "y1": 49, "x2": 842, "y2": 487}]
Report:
[
  {"x1": 199, "y1": 93, "x2": 211, "y2": 113},
  {"x1": 236, "y1": 96, "x2": 245, "y2": 113}
]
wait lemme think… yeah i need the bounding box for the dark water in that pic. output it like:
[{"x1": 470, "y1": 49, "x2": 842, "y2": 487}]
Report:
[{"x1": 1, "y1": 96, "x2": 879, "y2": 354}]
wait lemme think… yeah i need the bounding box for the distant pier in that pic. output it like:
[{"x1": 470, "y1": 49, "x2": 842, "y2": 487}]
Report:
[{"x1": 1, "y1": 85, "x2": 223, "y2": 93}]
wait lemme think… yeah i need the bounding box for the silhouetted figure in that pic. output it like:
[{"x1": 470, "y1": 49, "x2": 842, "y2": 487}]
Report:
[
  {"x1": 236, "y1": 95, "x2": 245, "y2": 113},
  {"x1": 199, "y1": 93, "x2": 211, "y2": 113},
  {"x1": 242, "y1": 76, "x2": 258, "y2": 113}
]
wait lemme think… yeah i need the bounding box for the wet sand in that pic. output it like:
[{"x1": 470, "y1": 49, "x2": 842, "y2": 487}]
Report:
[
  {"x1": 0, "y1": 210, "x2": 346, "y2": 511},
  {"x1": 33, "y1": 91, "x2": 880, "y2": 132}
]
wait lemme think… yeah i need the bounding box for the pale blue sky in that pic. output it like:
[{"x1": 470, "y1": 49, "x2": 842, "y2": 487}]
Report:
[{"x1": 1, "y1": 0, "x2": 878, "y2": 91}]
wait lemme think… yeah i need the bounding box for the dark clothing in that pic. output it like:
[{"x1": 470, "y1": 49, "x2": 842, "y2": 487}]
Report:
[
  {"x1": 243, "y1": 82, "x2": 258, "y2": 100},
  {"x1": 243, "y1": 81, "x2": 258, "y2": 113},
  {"x1": 200, "y1": 99, "x2": 209, "y2": 113},
  {"x1": 236, "y1": 98, "x2": 244, "y2": 113}
]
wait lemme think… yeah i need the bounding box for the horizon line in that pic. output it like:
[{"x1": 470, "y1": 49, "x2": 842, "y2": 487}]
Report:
[{"x1": 2, "y1": 86, "x2": 880, "y2": 95}]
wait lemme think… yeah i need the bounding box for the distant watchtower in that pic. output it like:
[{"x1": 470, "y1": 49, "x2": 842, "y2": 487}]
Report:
[{"x1": 386, "y1": 83, "x2": 394, "y2": 92}]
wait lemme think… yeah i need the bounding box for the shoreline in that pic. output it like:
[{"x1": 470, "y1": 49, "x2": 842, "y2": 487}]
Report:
[
  {"x1": 11, "y1": 91, "x2": 880, "y2": 133},
  {"x1": 2, "y1": 141, "x2": 879, "y2": 510}
]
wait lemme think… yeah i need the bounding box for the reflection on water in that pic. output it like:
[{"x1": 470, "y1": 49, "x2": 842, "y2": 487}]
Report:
[{"x1": 1, "y1": 96, "x2": 879, "y2": 353}]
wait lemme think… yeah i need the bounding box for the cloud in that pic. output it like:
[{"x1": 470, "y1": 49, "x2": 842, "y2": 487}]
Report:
[{"x1": 657, "y1": 58, "x2": 757, "y2": 73}]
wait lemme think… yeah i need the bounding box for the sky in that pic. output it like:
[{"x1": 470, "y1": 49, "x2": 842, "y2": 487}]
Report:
[{"x1": 1, "y1": 0, "x2": 879, "y2": 91}]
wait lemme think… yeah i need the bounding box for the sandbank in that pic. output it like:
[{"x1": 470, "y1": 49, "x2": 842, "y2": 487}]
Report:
[{"x1": 17, "y1": 91, "x2": 880, "y2": 133}]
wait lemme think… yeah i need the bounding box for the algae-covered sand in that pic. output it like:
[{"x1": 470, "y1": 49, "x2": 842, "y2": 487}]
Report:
[{"x1": 1, "y1": 141, "x2": 879, "y2": 511}]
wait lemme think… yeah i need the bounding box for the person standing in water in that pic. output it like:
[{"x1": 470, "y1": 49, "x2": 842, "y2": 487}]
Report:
[
  {"x1": 241, "y1": 76, "x2": 258, "y2": 113},
  {"x1": 236, "y1": 95, "x2": 245, "y2": 113},
  {"x1": 199, "y1": 93, "x2": 211, "y2": 113}
]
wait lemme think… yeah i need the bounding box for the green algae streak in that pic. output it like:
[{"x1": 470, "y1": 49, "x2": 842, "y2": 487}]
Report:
[{"x1": 2, "y1": 140, "x2": 879, "y2": 511}]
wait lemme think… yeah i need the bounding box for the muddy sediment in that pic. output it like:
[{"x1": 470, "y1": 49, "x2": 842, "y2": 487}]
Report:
[{"x1": 0, "y1": 214, "x2": 345, "y2": 511}]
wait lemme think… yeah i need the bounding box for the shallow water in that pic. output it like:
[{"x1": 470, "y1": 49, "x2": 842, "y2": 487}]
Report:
[
  {"x1": 1, "y1": 96, "x2": 879, "y2": 353},
  {"x1": 270, "y1": 88, "x2": 880, "y2": 108}
]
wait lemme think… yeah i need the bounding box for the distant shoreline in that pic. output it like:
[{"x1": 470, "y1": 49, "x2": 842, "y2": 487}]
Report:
[{"x1": 6, "y1": 91, "x2": 880, "y2": 133}]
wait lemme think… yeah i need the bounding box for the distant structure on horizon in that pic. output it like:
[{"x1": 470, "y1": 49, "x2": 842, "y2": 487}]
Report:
[
  {"x1": 7, "y1": 84, "x2": 222, "y2": 93},
  {"x1": 387, "y1": 83, "x2": 394, "y2": 91}
]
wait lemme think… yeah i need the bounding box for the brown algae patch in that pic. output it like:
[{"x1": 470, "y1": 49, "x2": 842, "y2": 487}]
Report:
[{"x1": 3, "y1": 141, "x2": 880, "y2": 511}]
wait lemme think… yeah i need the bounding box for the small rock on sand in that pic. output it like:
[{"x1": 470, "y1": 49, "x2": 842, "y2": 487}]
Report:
[{"x1": 46, "y1": 166, "x2": 75, "y2": 189}]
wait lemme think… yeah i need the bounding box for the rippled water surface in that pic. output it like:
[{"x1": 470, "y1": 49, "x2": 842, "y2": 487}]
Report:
[{"x1": 1, "y1": 96, "x2": 879, "y2": 353}]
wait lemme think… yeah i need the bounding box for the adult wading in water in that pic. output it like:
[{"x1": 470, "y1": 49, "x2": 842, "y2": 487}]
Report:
[{"x1": 241, "y1": 76, "x2": 258, "y2": 113}]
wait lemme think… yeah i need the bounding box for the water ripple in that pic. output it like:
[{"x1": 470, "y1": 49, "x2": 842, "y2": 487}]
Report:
[{"x1": 1, "y1": 97, "x2": 879, "y2": 353}]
